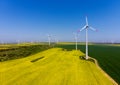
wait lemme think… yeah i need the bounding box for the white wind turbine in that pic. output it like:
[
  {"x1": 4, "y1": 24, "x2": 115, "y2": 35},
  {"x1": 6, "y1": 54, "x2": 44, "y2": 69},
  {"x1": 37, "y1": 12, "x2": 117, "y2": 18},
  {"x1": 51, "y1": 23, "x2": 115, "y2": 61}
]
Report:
[
  {"x1": 47, "y1": 34, "x2": 51, "y2": 46},
  {"x1": 79, "y1": 16, "x2": 97, "y2": 59},
  {"x1": 1, "y1": 41, "x2": 4, "y2": 45},
  {"x1": 54, "y1": 35, "x2": 59, "y2": 44},
  {"x1": 73, "y1": 32, "x2": 79, "y2": 50},
  {"x1": 17, "y1": 40, "x2": 20, "y2": 45}
]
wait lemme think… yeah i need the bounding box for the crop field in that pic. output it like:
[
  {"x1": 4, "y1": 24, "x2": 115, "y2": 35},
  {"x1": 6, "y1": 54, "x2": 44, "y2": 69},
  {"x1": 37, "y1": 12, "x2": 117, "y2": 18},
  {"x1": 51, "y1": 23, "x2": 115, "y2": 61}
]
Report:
[
  {"x1": 0, "y1": 48, "x2": 116, "y2": 85},
  {"x1": 56, "y1": 43, "x2": 120, "y2": 84},
  {"x1": 0, "y1": 44, "x2": 51, "y2": 62}
]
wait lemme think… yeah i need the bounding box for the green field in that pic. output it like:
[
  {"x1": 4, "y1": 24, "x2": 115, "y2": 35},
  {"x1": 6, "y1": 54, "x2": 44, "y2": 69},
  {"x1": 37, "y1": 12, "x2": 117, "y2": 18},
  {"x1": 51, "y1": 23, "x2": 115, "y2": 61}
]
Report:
[
  {"x1": 56, "y1": 44, "x2": 120, "y2": 84},
  {"x1": 0, "y1": 48, "x2": 116, "y2": 85},
  {"x1": 0, "y1": 44, "x2": 51, "y2": 62}
]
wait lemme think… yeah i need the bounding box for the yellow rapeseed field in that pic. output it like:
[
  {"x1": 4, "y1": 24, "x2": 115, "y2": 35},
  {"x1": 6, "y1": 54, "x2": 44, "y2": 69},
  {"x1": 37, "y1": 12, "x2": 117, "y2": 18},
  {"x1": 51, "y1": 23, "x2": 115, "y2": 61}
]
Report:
[{"x1": 0, "y1": 48, "x2": 116, "y2": 85}]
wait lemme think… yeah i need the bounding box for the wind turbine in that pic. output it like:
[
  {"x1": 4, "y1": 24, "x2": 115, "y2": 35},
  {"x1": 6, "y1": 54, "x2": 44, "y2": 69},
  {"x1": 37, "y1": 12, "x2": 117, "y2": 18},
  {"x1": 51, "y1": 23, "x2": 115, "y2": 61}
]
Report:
[
  {"x1": 17, "y1": 40, "x2": 20, "y2": 45},
  {"x1": 111, "y1": 40, "x2": 114, "y2": 44},
  {"x1": 73, "y1": 32, "x2": 79, "y2": 50},
  {"x1": 79, "y1": 16, "x2": 97, "y2": 60},
  {"x1": 1, "y1": 41, "x2": 4, "y2": 45},
  {"x1": 54, "y1": 35, "x2": 59, "y2": 44},
  {"x1": 47, "y1": 34, "x2": 51, "y2": 46}
]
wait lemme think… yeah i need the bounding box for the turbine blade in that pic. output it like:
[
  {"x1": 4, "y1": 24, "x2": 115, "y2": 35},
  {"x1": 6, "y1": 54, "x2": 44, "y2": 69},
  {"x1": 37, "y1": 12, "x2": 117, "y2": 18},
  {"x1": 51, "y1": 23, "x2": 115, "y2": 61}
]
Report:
[
  {"x1": 79, "y1": 26, "x2": 86, "y2": 32},
  {"x1": 89, "y1": 26, "x2": 97, "y2": 31},
  {"x1": 86, "y1": 16, "x2": 88, "y2": 26}
]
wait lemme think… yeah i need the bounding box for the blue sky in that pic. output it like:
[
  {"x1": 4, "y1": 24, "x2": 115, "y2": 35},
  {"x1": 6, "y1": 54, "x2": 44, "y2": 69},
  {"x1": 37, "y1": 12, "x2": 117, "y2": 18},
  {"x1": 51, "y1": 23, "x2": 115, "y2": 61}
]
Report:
[{"x1": 0, "y1": 0, "x2": 120, "y2": 42}]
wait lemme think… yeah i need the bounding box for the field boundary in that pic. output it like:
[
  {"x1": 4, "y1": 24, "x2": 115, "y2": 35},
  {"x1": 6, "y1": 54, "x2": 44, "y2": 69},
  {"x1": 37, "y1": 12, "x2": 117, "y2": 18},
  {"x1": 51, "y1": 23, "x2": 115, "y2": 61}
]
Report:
[{"x1": 89, "y1": 57, "x2": 118, "y2": 85}]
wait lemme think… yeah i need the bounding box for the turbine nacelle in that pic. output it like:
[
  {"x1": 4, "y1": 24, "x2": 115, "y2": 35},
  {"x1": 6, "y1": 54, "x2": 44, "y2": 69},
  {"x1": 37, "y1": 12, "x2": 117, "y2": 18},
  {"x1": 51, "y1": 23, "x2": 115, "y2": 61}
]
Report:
[{"x1": 85, "y1": 25, "x2": 89, "y2": 29}]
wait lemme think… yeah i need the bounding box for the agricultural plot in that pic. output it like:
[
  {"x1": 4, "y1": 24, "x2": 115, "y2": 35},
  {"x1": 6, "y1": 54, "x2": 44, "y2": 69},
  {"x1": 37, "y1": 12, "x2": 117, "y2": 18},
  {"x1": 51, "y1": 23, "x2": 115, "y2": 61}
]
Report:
[
  {"x1": 0, "y1": 48, "x2": 116, "y2": 85},
  {"x1": 0, "y1": 44, "x2": 51, "y2": 62},
  {"x1": 57, "y1": 44, "x2": 120, "y2": 84}
]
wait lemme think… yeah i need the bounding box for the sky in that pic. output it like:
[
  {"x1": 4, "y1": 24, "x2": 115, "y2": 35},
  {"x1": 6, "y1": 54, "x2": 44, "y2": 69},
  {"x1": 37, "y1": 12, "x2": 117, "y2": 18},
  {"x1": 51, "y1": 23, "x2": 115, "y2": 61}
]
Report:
[{"x1": 0, "y1": 0, "x2": 120, "y2": 43}]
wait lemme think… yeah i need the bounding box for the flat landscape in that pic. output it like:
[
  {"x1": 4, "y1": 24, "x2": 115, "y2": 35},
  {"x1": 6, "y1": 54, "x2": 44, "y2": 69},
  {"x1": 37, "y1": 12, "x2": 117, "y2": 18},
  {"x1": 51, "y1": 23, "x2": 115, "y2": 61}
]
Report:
[
  {"x1": 57, "y1": 43, "x2": 120, "y2": 84},
  {"x1": 1, "y1": 0, "x2": 120, "y2": 85},
  {"x1": 0, "y1": 47, "x2": 116, "y2": 85}
]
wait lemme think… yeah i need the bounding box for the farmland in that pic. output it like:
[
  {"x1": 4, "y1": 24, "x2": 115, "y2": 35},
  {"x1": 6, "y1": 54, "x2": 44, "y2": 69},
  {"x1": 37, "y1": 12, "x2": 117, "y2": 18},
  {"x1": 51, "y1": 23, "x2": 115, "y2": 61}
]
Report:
[
  {"x1": 56, "y1": 43, "x2": 120, "y2": 84},
  {"x1": 0, "y1": 44, "x2": 51, "y2": 62},
  {"x1": 0, "y1": 48, "x2": 115, "y2": 85}
]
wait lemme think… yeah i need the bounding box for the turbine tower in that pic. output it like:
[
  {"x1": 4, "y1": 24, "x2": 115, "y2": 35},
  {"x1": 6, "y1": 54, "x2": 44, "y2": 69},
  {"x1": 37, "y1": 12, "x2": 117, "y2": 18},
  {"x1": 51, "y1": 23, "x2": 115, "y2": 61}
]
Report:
[
  {"x1": 17, "y1": 40, "x2": 20, "y2": 45},
  {"x1": 1, "y1": 41, "x2": 4, "y2": 45},
  {"x1": 79, "y1": 16, "x2": 97, "y2": 59},
  {"x1": 47, "y1": 34, "x2": 51, "y2": 46},
  {"x1": 54, "y1": 35, "x2": 58, "y2": 43},
  {"x1": 73, "y1": 32, "x2": 79, "y2": 50}
]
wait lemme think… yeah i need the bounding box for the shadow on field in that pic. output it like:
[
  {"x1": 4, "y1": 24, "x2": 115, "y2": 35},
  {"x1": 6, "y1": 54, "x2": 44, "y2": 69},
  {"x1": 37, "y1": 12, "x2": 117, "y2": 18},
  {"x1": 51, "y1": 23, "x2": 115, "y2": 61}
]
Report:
[{"x1": 31, "y1": 56, "x2": 44, "y2": 62}]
